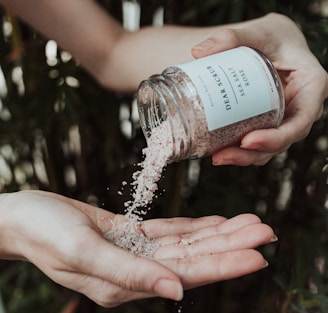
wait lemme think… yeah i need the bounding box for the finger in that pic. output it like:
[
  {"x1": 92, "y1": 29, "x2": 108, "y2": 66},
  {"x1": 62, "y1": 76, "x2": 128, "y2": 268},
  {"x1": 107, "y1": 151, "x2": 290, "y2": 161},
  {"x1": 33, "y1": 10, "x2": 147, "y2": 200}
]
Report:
[
  {"x1": 141, "y1": 215, "x2": 227, "y2": 238},
  {"x1": 155, "y1": 223, "x2": 275, "y2": 259},
  {"x1": 239, "y1": 101, "x2": 320, "y2": 154},
  {"x1": 191, "y1": 28, "x2": 241, "y2": 58},
  {"x1": 210, "y1": 213, "x2": 262, "y2": 233},
  {"x1": 239, "y1": 127, "x2": 291, "y2": 153},
  {"x1": 239, "y1": 71, "x2": 326, "y2": 154},
  {"x1": 191, "y1": 21, "x2": 271, "y2": 59},
  {"x1": 212, "y1": 146, "x2": 274, "y2": 166},
  {"x1": 56, "y1": 229, "x2": 183, "y2": 301},
  {"x1": 191, "y1": 14, "x2": 299, "y2": 60},
  {"x1": 51, "y1": 270, "x2": 154, "y2": 308},
  {"x1": 211, "y1": 99, "x2": 320, "y2": 163},
  {"x1": 157, "y1": 213, "x2": 262, "y2": 245},
  {"x1": 159, "y1": 249, "x2": 268, "y2": 289}
]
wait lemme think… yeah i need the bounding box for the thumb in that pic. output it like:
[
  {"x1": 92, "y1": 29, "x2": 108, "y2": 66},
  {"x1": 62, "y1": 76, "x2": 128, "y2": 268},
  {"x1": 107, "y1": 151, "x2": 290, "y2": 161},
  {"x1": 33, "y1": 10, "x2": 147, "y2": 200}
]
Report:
[
  {"x1": 75, "y1": 231, "x2": 184, "y2": 301},
  {"x1": 191, "y1": 25, "x2": 268, "y2": 59},
  {"x1": 191, "y1": 28, "x2": 241, "y2": 58}
]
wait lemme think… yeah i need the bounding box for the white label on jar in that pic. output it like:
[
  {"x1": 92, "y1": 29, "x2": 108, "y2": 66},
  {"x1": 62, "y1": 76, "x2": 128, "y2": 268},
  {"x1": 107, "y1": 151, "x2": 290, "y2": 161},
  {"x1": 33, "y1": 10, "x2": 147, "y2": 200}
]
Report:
[{"x1": 177, "y1": 46, "x2": 280, "y2": 131}]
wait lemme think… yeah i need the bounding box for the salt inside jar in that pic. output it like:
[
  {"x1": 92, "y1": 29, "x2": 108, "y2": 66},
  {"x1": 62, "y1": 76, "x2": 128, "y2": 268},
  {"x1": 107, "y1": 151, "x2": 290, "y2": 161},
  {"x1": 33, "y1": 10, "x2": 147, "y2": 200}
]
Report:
[{"x1": 137, "y1": 46, "x2": 285, "y2": 162}]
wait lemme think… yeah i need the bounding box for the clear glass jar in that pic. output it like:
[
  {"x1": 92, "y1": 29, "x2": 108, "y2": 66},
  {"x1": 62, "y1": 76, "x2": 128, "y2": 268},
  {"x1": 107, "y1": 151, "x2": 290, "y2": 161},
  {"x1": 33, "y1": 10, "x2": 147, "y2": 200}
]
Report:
[{"x1": 137, "y1": 46, "x2": 285, "y2": 163}]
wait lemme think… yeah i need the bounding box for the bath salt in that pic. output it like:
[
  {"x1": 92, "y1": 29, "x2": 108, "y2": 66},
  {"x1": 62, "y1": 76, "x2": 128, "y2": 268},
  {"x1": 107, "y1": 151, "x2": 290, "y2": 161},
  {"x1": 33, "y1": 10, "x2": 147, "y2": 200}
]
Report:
[
  {"x1": 125, "y1": 120, "x2": 174, "y2": 218},
  {"x1": 105, "y1": 215, "x2": 160, "y2": 258}
]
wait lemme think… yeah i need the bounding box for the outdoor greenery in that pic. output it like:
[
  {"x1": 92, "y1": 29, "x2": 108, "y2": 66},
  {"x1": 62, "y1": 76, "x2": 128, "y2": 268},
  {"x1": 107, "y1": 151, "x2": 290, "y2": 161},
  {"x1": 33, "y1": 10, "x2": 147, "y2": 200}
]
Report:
[{"x1": 0, "y1": 0, "x2": 328, "y2": 312}]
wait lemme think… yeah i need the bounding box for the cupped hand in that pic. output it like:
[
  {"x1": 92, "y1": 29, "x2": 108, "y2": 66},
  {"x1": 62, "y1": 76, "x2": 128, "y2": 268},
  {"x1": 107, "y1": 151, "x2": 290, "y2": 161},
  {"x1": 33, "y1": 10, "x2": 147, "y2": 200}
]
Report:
[
  {"x1": 142, "y1": 213, "x2": 276, "y2": 289},
  {"x1": 0, "y1": 190, "x2": 276, "y2": 307},
  {"x1": 192, "y1": 13, "x2": 328, "y2": 166}
]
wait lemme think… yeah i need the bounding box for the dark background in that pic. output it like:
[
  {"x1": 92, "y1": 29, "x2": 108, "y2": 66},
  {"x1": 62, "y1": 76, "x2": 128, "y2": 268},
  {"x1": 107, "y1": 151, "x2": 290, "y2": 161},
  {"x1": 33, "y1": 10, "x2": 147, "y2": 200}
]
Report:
[{"x1": 0, "y1": 0, "x2": 328, "y2": 312}]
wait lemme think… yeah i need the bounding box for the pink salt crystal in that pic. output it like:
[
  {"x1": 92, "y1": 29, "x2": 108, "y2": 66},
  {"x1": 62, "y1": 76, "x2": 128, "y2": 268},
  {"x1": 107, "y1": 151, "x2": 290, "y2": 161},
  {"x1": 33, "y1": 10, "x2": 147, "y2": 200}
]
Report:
[{"x1": 104, "y1": 215, "x2": 160, "y2": 258}]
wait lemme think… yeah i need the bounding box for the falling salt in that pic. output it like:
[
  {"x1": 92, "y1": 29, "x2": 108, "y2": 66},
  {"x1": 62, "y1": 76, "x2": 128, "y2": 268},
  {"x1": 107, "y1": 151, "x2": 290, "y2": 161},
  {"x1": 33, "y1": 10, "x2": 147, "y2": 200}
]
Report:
[
  {"x1": 174, "y1": 302, "x2": 183, "y2": 313},
  {"x1": 105, "y1": 121, "x2": 174, "y2": 258}
]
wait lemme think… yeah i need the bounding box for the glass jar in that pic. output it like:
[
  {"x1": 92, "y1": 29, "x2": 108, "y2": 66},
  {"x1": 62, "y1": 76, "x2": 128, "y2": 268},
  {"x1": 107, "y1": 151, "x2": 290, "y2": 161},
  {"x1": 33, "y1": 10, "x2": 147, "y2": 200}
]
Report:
[{"x1": 137, "y1": 46, "x2": 285, "y2": 163}]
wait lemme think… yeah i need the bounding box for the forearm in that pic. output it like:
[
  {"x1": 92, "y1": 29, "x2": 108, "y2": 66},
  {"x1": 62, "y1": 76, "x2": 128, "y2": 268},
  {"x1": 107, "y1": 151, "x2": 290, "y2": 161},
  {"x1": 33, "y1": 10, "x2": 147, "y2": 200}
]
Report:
[
  {"x1": 0, "y1": 0, "x2": 219, "y2": 92},
  {"x1": 2, "y1": 2, "x2": 310, "y2": 97},
  {"x1": 105, "y1": 13, "x2": 308, "y2": 92},
  {"x1": 0, "y1": 0, "x2": 125, "y2": 89},
  {"x1": 101, "y1": 25, "x2": 218, "y2": 92}
]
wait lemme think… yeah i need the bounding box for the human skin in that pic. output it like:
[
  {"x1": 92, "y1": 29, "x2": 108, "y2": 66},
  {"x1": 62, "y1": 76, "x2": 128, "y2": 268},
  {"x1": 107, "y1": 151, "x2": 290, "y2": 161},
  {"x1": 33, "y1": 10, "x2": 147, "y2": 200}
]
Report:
[
  {"x1": 0, "y1": 190, "x2": 276, "y2": 307},
  {"x1": 192, "y1": 13, "x2": 328, "y2": 166},
  {"x1": 1, "y1": 2, "x2": 327, "y2": 165},
  {"x1": 0, "y1": 0, "x2": 325, "y2": 307}
]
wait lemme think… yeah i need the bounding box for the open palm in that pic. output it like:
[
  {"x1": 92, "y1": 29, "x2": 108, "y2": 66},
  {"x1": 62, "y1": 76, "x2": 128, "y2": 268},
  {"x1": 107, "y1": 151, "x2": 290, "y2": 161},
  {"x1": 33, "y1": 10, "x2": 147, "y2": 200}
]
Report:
[{"x1": 1, "y1": 190, "x2": 275, "y2": 307}]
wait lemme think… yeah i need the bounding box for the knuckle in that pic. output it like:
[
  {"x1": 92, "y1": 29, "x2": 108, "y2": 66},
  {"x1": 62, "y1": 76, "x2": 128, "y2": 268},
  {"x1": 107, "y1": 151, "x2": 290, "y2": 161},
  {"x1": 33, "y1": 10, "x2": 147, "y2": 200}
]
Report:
[
  {"x1": 297, "y1": 126, "x2": 311, "y2": 141},
  {"x1": 220, "y1": 28, "x2": 240, "y2": 47}
]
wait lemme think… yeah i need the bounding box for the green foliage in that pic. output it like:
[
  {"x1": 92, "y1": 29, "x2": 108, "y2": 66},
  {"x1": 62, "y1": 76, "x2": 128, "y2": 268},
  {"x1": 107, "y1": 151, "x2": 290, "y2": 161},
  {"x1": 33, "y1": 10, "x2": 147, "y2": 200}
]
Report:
[{"x1": 0, "y1": 0, "x2": 328, "y2": 312}]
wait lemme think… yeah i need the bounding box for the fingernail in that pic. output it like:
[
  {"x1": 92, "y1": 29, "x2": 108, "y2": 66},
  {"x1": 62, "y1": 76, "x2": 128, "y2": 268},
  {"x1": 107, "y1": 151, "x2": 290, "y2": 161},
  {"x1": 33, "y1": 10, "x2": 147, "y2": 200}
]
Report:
[
  {"x1": 263, "y1": 260, "x2": 269, "y2": 269},
  {"x1": 270, "y1": 235, "x2": 278, "y2": 243},
  {"x1": 212, "y1": 158, "x2": 233, "y2": 166},
  {"x1": 192, "y1": 38, "x2": 216, "y2": 52},
  {"x1": 240, "y1": 141, "x2": 263, "y2": 151},
  {"x1": 154, "y1": 279, "x2": 183, "y2": 301}
]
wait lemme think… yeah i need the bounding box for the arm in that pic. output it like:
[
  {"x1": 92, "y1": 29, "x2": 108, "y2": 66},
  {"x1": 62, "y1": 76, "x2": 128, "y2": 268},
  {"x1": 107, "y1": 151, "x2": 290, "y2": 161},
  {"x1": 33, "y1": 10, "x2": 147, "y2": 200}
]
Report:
[
  {"x1": 0, "y1": 190, "x2": 275, "y2": 307},
  {"x1": 3, "y1": 4, "x2": 326, "y2": 166},
  {"x1": 0, "y1": 0, "x2": 215, "y2": 92}
]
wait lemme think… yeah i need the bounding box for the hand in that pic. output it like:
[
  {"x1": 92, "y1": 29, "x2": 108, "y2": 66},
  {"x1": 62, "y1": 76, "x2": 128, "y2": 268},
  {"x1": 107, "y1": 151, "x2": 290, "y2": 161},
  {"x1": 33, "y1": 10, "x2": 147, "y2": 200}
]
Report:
[
  {"x1": 0, "y1": 190, "x2": 276, "y2": 307},
  {"x1": 192, "y1": 13, "x2": 328, "y2": 166},
  {"x1": 143, "y1": 212, "x2": 276, "y2": 290}
]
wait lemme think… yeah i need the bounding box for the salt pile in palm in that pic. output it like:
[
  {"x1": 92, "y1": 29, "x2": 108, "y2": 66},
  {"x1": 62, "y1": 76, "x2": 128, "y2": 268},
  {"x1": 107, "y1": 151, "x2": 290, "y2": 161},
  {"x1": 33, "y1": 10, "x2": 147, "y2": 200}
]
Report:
[{"x1": 105, "y1": 215, "x2": 160, "y2": 258}]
